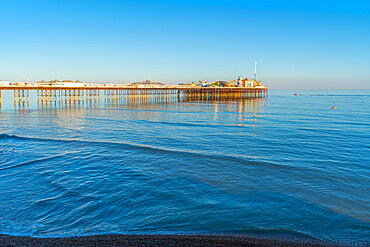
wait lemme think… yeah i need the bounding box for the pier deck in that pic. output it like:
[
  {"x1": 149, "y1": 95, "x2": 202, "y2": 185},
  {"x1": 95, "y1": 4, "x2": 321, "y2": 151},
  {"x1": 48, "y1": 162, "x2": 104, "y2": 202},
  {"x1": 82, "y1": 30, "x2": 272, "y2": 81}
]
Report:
[{"x1": 0, "y1": 86, "x2": 267, "y2": 104}]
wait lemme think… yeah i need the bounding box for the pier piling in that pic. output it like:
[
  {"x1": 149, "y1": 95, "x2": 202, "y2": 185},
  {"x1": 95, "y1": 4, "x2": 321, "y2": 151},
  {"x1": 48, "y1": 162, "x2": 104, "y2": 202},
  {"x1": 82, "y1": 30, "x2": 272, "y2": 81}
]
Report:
[{"x1": 14, "y1": 89, "x2": 29, "y2": 104}]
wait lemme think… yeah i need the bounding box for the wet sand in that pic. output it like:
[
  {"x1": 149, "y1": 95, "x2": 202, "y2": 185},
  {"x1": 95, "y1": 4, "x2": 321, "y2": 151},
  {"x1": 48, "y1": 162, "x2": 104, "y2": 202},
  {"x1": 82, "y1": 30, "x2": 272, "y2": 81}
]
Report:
[{"x1": 0, "y1": 234, "x2": 343, "y2": 246}]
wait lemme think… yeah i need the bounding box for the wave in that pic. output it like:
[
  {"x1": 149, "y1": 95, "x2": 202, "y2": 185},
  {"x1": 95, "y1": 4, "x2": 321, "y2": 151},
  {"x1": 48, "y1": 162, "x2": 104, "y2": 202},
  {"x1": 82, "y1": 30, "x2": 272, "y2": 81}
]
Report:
[
  {"x1": 135, "y1": 119, "x2": 253, "y2": 128},
  {"x1": 0, "y1": 133, "x2": 17, "y2": 140},
  {"x1": 0, "y1": 133, "x2": 296, "y2": 171},
  {"x1": 0, "y1": 152, "x2": 76, "y2": 171}
]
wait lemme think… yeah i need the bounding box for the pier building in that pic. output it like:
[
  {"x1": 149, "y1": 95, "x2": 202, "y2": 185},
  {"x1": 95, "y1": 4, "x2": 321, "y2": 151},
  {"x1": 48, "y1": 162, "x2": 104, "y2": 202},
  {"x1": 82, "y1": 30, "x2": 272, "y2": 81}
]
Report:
[
  {"x1": 0, "y1": 81, "x2": 10, "y2": 86},
  {"x1": 36, "y1": 80, "x2": 85, "y2": 87},
  {"x1": 130, "y1": 79, "x2": 166, "y2": 88}
]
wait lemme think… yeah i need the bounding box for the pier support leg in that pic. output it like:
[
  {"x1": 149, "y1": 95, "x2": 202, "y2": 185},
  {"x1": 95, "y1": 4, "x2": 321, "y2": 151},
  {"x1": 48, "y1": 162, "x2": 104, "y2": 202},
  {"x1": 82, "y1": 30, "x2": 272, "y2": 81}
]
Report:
[{"x1": 14, "y1": 89, "x2": 29, "y2": 104}]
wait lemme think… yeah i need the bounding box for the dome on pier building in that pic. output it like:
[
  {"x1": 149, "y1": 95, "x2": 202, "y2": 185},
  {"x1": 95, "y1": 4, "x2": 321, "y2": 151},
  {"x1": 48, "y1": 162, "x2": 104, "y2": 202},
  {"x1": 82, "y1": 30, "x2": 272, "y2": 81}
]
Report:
[
  {"x1": 130, "y1": 79, "x2": 166, "y2": 87},
  {"x1": 49, "y1": 79, "x2": 60, "y2": 83}
]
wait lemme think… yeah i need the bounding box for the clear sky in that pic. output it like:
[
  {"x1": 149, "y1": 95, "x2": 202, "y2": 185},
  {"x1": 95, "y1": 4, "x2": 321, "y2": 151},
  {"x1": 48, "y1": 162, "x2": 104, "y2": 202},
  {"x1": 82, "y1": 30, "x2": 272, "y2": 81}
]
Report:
[{"x1": 0, "y1": 0, "x2": 369, "y2": 89}]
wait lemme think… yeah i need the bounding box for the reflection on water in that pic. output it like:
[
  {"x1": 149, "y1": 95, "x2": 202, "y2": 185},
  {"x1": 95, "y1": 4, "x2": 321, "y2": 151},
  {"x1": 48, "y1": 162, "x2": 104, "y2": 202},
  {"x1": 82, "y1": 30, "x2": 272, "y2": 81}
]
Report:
[
  {"x1": 2, "y1": 89, "x2": 266, "y2": 115},
  {"x1": 8, "y1": 97, "x2": 267, "y2": 120}
]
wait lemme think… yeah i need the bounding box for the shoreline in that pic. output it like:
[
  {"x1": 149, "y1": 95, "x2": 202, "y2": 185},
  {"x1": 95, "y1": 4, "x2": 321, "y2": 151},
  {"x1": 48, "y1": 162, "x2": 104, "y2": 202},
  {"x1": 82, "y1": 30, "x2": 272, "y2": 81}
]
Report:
[{"x1": 0, "y1": 233, "x2": 351, "y2": 247}]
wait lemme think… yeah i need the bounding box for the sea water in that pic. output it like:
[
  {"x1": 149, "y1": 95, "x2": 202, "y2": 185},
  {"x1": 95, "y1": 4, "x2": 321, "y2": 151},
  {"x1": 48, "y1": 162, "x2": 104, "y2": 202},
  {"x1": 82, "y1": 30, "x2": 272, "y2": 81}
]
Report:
[{"x1": 0, "y1": 90, "x2": 369, "y2": 244}]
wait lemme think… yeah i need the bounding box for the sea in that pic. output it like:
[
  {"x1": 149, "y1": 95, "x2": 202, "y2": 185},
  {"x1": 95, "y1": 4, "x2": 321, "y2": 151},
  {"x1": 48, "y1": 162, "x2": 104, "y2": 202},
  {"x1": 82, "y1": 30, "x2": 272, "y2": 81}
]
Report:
[{"x1": 0, "y1": 90, "x2": 369, "y2": 244}]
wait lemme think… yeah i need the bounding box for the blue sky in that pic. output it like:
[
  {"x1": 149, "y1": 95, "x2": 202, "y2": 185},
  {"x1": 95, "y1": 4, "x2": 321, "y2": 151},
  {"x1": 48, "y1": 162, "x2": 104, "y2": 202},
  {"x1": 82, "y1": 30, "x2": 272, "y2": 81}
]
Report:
[{"x1": 0, "y1": 0, "x2": 369, "y2": 89}]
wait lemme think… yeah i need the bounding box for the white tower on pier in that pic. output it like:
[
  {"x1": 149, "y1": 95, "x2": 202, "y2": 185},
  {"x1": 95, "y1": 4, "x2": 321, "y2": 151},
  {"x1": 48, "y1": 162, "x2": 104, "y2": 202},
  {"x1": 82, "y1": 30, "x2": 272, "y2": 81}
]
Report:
[{"x1": 254, "y1": 62, "x2": 257, "y2": 81}]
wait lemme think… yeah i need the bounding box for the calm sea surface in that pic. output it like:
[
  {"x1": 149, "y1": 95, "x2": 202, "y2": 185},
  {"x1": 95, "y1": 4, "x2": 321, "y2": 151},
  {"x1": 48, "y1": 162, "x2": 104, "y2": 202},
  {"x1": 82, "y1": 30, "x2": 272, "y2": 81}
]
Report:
[{"x1": 0, "y1": 90, "x2": 369, "y2": 243}]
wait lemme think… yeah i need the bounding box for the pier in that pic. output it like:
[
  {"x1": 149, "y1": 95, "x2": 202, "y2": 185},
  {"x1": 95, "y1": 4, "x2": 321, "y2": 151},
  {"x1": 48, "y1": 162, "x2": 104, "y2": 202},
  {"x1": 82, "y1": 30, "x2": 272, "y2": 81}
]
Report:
[{"x1": 0, "y1": 86, "x2": 268, "y2": 106}]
